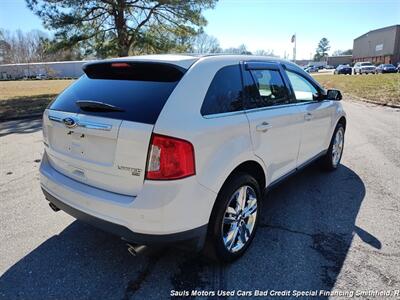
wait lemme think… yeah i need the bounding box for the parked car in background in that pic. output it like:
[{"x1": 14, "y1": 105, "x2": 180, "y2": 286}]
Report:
[
  {"x1": 325, "y1": 65, "x2": 334, "y2": 69},
  {"x1": 334, "y1": 64, "x2": 352, "y2": 75},
  {"x1": 305, "y1": 66, "x2": 319, "y2": 73},
  {"x1": 375, "y1": 64, "x2": 397, "y2": 74},
  {"x1": 39, "y1": 54, "x2": 346, "y2": 262},
  {"x1": 397, "y1": 63, "x2": 400, "y2": 73},
  {"x1": 353, "y1": 62, "x2": 376, "y2": 74},
  {"x1": 36, "y1": 74, "x2": 48, "y2": 80}
]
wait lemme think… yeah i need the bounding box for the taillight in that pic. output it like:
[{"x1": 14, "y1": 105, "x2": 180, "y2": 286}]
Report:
[{"x1": 146, "y1": 134, "x2": 195, "y2": 180}]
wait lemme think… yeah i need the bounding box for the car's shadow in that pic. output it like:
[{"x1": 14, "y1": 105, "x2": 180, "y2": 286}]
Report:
[
  {"x1": 0, "y1": 163, "x2": 371, "y2": 299},
  {"x1": 0, "y1": 117, "x2": 42, "y2": 137}
]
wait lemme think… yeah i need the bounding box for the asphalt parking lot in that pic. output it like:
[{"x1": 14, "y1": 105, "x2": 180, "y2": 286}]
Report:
[{"x1": 0, "y1": 100, "x2": 399, "y2": 299}]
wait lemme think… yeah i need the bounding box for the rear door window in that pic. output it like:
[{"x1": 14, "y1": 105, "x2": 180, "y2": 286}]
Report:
[
  {"x1": 201, "y1": 65, "x2": 244, "y2": 116},
  {"x1": 49, "y1": 62, "x2": 184, "y2": 124},
  {"x1": 243, "y1": 68, "x2": 290, "y2": 109}
]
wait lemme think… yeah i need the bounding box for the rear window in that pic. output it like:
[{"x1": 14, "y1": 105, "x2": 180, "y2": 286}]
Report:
[
  {"x1": 200, "y1": 65, "x2": 244, "y2": 116},
  {"x1": 49, "y1": 62, "x2": 184, "y2": 124}
]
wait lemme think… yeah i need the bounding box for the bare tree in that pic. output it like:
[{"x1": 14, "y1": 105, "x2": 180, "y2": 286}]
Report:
[
  {"x1": 0, "y1": 29, "x2": 48, "y2": 64},
  {"x1": 0, "y1": 29, "x2": 83, "y2": 63},
  {"x1": 191, "y1": 33, "x2": 221, "y2": 54},
  {"x1": 0, "y1": 30, "x2": 11, "y2": 64},
  {"x1": 254, "y1": 49, "x2": 277, "y2": 57},
  {"x1": 223, "y1": 44, "x2": 251, "y2": 55},
  {"x1": 332, "y1": 49, "x2": 352, "y2": 56}
]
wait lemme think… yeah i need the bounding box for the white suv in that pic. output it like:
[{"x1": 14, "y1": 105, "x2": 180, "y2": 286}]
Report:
[
  {"x1": 40, "y1": 55, "x2": 346, "y2": 261},
  {"x1": 353, "y1": 62, "x2": 376, "y2": 74}
]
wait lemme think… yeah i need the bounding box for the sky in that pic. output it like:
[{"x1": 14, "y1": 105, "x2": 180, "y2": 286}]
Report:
[{"x1": 1, "y1": 0, "x2": 399, "y2": 59}]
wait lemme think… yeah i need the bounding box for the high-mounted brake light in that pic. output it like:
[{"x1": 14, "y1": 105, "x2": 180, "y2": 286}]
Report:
[
  {"x1": 111, "y1": 62, "x2": 130, "y2": 68},
  {"x1": 146, "y1": 134, "x2": 195, "y2": 180}
]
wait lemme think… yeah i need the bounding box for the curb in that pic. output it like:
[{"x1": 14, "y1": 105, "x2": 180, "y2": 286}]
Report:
[{"x1": 344, "y1": 93, "x2": 400, "y2": 109}]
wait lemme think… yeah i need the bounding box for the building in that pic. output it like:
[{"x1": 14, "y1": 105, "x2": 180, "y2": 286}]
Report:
[
  {"x1": 324, "y1": 55, "x2": 352, "y2": 67},
  {"x1": 294, "y1": 59, "x2": 312, "y2": 67},
  {"x1": 0, "y1": 60, "x2": 92, "y2": 80},
  {"x1": 295, "y1": 60, "x2": 326, "y2": 68},
  {"x1": 353, "y1": 25, "x2": 400, "y2": 64}
]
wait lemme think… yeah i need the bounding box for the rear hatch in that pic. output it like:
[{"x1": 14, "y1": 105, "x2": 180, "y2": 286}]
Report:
[{"x1": 42, "y1": 61, "x2": 186, "y2": 196}]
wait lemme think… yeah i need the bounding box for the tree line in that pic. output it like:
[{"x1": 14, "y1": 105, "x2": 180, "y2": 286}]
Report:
[
  {"x1": 0, "y1": 29, "x2": 83, "y2": 64},
  {"x1": 0, "y1": 0, "x2": 278, "y2": 64},
  {"x1": 0, "y1": 28, "x2": 276, "y2": 64},
  {"x1": 0, "y1": 1, "x2": 349, "y2": 64}
]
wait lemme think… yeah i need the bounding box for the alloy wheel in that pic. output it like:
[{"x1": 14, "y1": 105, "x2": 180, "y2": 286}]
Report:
[
  {"x1": 332, "y1": 128, "x2": 344, "y2": 166},
  {"x1": 221, "y1": 185, "x2": 258, "y2": 253}
]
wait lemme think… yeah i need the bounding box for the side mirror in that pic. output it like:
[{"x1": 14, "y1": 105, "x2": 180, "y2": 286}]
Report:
[{"x1": 326, "y1": 89, "x2": 342, "y2": 101}]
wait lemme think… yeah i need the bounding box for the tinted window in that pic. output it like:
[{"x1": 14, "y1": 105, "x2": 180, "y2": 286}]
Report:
[
  {"x1": 49, "y1": 63, "x2": 183, "y2": 124},
  {"x1": 243, "y1": 69, "x2": 289, "y2": 108},
  {"x1": 285, "y1": 70, "x2": 318, "y2": 102},
  {"x1": 201, "y1": 65, "x2": 244, "y2": 115}
]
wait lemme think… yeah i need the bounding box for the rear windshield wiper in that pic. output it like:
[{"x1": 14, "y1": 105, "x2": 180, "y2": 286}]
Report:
[{"x1": 76, "y1": 100, "x2": 125, "y2": 112}]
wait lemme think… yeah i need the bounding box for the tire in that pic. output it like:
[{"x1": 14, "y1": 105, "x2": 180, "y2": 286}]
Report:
[
  {"x1": 203, "y1": 173, "x2": 261, "y2": 262},
  {"x1": 321, "y1": 123, "x2": 345, "y2": 171}
]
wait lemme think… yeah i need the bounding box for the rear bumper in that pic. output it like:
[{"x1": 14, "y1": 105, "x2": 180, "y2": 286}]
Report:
[
  {"x1": 40, "y1": 152, "x2": 215, "y2": 247},
  {"x1": 42, "y1": 188, "x2": 207, "y2": 246}
]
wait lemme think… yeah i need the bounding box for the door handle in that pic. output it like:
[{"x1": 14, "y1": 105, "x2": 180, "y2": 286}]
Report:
[
  {"x1": 304, "y1": 112, "x2": 313, "y2": 121},
  {"x1": 256, "y1": 122, "x2": 272, "y2": 132}
]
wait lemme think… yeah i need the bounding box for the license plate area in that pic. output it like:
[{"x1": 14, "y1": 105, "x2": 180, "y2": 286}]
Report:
[{"x1": 49, "y1": 127, "x2": 87, "y2": 159}]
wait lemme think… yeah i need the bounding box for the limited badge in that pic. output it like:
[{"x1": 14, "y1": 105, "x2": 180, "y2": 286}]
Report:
[{"x1": 118, "y1": 165, "x2": 142, "y2": 176}]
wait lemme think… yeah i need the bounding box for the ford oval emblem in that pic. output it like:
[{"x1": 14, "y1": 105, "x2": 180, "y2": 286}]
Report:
[{"x1": 63, "y1": 117, "x2": 77, "y2": 129}]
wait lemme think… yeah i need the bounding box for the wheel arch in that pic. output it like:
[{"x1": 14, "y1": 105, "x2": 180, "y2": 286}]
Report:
[
  {"x1": 219, "y1": 160, "x2": 266, "y2": 196},
  {"x1": 337, "y1": 115, "x2": 346, "y2": 131},
  {"x1": 205, "y1": 159, "x2": 266, "y2": 239}
]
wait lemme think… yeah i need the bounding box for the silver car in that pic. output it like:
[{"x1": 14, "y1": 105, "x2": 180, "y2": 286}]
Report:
[{"x1": 354, "y1": 62, "x2": 376, "y2": 74}]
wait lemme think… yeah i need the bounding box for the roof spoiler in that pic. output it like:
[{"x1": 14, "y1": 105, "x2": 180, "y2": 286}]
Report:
[{"x1": 82, "y1": 61, "x2": 186, "y2": 82}]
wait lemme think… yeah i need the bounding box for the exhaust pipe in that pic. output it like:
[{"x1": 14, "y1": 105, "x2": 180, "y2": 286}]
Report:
[
  {"x1": 126, "y1": 243, "x2": 147, "y2": 256},
  {"x1": 49, "y1": 202, "x2": 60, "y2": 212}
]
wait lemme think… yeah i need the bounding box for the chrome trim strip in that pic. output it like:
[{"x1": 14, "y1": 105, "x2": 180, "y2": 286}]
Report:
[
  {"x1": 48, "y1": 115, "x2": 63, "y2": 123},
  {"x1": 78, "y1": 121, "x2": 112, "y2": 131},
  {"x1": 202, "y1": 101, "x2": 329, "y2": 119},
  {"x1": 244, "y1": 100, "x2": 328, "y2": 114},
  {"x1": 202, "y1": 110, "x2": 246, "y2": 119},
  {"x1": 244, "y1": 102, "x2": 304, "y2": 114},
  {"x1": 48, "y1": 115, "x2": 112, "y2": 131}
]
